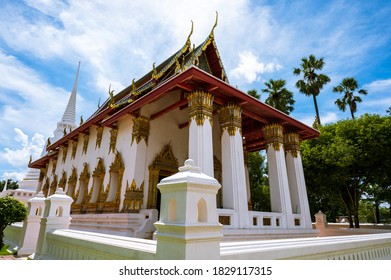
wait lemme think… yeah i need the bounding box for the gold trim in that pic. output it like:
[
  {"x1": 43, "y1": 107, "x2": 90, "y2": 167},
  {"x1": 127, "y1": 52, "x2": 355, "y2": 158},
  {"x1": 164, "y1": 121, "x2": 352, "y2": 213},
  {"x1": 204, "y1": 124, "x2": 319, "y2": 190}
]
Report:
[
  {"x1": 82, "y1": 133, "x2": 89, "y2": 154},
  {"x1": 219, "y1": 104, "x2": 242, "y2": 136},
  {"x1": 121, "y1": 180, "x2": 144, "y2": 213},
  {"x1": 51, "y1": 159, "x2": 57, "y2": 175},
  {"x1": 96, "y1": 126, "x2": 103, "y2": 149},
  {"x1": 61, "y1": 145, "x2": 68, "y2": 163},
  {"x1": 262, "y1": 123, "x2": 284, "y2": 151},
  {"x1": 67, "y1": 166, "x2": 77, "y2": 198},
  {"x1": 132, "y1": 116, "x2": 150, "y2": 145},
  {"x1": 48, "y1": 174, "x2": 58, "y2": 196},
  {"x1": 109, "y1": 128, "x2": 118, "y2": 154},
  {"x1": 147, "y1": 144, "x2": 178, "y2": 209},
  {"x1": 72, "y1": 163, "x2": 91, "y2": 214},
  {"x1": 58, "y1": 170, "x2": 67, "y2": 190},
  {"x1": 71, "y1": 140, "x2": 78, "y2": 159},
  {"x1": 284, "y1": 132, "x2": 301, "y2": 158},
  {"x1": 38, "y1": 167, "x2": 47, "y2": 182},
  {"x1": 187, "y1": 90, "x2": 214, "y2": 126},
  {"x1": 42, "y1": 178, "x2": 50, "y2": 197}
]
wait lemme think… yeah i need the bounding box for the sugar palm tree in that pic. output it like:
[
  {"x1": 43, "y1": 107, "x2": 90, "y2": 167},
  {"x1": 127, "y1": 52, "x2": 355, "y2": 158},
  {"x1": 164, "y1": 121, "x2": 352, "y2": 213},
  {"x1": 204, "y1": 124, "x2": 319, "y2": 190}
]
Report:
[
  {"x1": 293, "y1": 54, "x2": 330, "y2": 125},
  {"x1": 247, "y1": 89, "x2": 260, "y2": 99},
  {"x1": 262, "y1": 79, "x2": 295, "y2": 115},
  {"x1": 333, "y1": 77, "x2": 368, "y2": 120}
]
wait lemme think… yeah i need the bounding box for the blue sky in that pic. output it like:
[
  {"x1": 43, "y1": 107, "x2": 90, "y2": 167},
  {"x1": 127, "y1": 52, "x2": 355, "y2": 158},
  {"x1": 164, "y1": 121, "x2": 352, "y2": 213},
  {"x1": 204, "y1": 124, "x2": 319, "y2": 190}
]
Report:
[{"x1": 0, "y1": 0, "x2": 390, "y2": 181}]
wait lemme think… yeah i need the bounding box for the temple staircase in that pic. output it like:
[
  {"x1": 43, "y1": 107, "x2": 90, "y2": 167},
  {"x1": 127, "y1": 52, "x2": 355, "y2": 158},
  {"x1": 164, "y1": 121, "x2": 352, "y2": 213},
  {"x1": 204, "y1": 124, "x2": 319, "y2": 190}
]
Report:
[{"x1": 69, "y1": 210, "x2": 158, "y2": 239}]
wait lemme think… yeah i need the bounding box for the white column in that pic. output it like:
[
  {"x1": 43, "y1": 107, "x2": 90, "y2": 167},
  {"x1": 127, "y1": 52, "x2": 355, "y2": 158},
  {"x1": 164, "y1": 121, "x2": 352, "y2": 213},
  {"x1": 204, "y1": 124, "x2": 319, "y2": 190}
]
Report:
[
  {"x1": 128, "y1": 116, "x2": 150, "y2": 209},
  {"x1": 244, "y1": 150, "x2": 253, "y2": 210},
  {"x1": 155, "y1": 159, "x2": 222, "y2": 259},
  {"x1": 187, "y1": 90, "x2": 214, "y2": 177},
  {"x1": 34, "y1": 188, "x2": 73, "y2": 260},
  {"x1": 262, "y1": 124, "x2": 293, "y2": 228},
  {"x1": 17, "y1": 192, "x2": 45, "y2": 256},
  {"x1": 285, "y1": 132, "x2": 312, "y2": 229},
  {"x1": 220, "y1": 104, "x2": 249, "y2": 228}
]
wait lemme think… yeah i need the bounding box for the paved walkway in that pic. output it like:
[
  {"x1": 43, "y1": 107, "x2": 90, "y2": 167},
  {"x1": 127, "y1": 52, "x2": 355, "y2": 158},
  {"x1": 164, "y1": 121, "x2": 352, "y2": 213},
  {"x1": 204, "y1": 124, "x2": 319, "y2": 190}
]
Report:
[{"x1": 0, "y1": 255, "x2": 27, "y2": 260}]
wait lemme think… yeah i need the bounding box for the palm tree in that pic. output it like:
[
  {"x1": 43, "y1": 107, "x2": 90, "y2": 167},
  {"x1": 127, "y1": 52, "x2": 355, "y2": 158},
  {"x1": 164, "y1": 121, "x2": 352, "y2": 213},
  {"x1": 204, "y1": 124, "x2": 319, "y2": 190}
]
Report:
[
  {"x1": 247, "y1": 89, "x2": 260, "y2": 99},
  {"x1": 333, "y1": 77, "x2": 368, "y2": 120},
  {"x1": 262, "y1": 79, "x2": 295, "y2": 115},
  {"x1": 386, "y1": 107, "x2": 391, "y2": 116},
  {"x1": 293, "y1": 54, "x2": 330, "y2": 125}
]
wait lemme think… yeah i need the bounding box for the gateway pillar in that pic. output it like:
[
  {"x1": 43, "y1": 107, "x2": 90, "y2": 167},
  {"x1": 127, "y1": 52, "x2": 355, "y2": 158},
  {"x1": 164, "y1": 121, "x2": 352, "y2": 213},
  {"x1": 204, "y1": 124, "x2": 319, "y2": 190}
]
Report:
[
  {"x1": 155, "y1": 159, "x2": 222, "y2": 259},
  {"x1": 34, "y1": 188, "x2": 73, "y2": 259}
]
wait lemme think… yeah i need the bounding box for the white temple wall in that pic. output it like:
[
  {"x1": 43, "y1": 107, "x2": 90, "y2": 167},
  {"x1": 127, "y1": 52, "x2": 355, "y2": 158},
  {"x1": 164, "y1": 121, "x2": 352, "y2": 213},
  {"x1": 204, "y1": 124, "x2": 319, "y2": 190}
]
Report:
[{"x1": 116, "y1": 117, "x2": 135, "y2": 203}]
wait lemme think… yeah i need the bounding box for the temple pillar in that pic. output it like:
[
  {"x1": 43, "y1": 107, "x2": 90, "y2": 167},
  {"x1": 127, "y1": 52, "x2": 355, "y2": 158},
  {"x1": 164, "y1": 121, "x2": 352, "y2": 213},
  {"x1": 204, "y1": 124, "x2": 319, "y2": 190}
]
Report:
[
  {"x1": 243, "y1": 149, "x2": 253, "y2": 210},
  {"x1": 126, "y1": 116, "x2": 150, "y2": 210},
  {"x1": 34, "y1": 188, "x2": 73, "y2": 259},
  {"x1": 187, "y1": 90, "x2": 214, "y2": 177},
  {"x1": 262, "y1": 124, "x2": 293, "y2": 228},
  {"x1": 284, "y1": 132, "x2": 312, "y2": 229},
  {"x1": 219, "y1": 104, "x2": 249, "y2": 228}
]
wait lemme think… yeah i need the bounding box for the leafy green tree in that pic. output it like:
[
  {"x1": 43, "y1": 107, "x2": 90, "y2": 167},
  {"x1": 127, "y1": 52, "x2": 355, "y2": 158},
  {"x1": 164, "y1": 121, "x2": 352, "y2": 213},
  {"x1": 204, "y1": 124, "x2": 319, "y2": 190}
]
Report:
[
  {"x1": 364, "y1": 184, "x2": 391, "y2": 223},
  {"x1": 333, "y1": 77, "x2": 368, "y2": 120},
  {"x1": 247, "y1": 89, "x2": 260, "y2": 99},
  {"x1": 0, "y1": 196, "x2": 28, "y2": 248},
  {"x1": 293, "y1": 54, "x2": 330, "y2": 125},
  {"x1": 387, "y1": 107, "x2": 391, "y2": 116},
  {"x1": 247, "y1": 151, "x2": 270, "y2": 211},
  {"x1": 301, "y1": 114, "x2": 391, "y2": 228},
  {"x1": 262, "y1": 79, "x2": 295, "y2": 115},
  {"x1": 0, "y1": 179, "x2": 19, "y2": 192}
]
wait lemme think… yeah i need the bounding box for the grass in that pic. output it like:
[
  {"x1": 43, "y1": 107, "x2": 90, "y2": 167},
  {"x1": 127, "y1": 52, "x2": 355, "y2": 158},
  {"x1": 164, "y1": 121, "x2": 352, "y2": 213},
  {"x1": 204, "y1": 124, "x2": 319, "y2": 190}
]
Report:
[{"x1": 0, "y1": 244, "x2": 12, "y2": 255}]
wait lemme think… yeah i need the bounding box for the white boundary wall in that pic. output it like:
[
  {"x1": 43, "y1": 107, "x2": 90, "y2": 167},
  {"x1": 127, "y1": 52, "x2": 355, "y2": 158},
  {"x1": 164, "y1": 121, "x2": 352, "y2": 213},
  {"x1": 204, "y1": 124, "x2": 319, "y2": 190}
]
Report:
[{"x1": 17, "y1": 230, "x2": 391, "y2": 260}]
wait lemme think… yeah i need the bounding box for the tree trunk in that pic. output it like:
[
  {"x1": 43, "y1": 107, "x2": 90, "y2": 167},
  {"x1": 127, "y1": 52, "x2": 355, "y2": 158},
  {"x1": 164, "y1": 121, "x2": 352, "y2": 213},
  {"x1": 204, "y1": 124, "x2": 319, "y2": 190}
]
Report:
[
  {"x1": 348, "y1": 209, "x2": 354, "y2": 228},
  {"x1": 312, "y1": 94, "x2": 321, "y2": 126},
  {"x1": 375, "y1": 202, "x2": 380, "y2": 224},
  {"x1": 353, "y1": 201, "x2": 360, "y2": 228},
  {"x1": 0, "y1": 227, "x2": 4, "y2": 249}
]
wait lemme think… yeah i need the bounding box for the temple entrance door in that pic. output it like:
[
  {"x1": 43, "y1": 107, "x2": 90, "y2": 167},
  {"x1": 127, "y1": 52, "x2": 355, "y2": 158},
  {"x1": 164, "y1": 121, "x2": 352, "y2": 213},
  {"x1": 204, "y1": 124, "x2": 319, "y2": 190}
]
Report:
[{"x1": 147, "y1": 144, "x2": 178, "y2": 214}]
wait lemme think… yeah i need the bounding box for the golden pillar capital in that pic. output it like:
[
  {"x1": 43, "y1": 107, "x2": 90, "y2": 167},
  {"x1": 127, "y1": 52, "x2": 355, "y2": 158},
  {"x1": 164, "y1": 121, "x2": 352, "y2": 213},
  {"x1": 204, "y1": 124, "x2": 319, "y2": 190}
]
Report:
[
  {"x1": 187, "y1": 90, "x2": 214, "y2": 126},
  {"x1": 219, "y1": 104, "x2": 242, "y2": 136},
  {"x1": 132, "y1": 116, "x2": 150, "y2": 145},
  {"x1": 284, "y1": 132, "x2": 301, "y2": 158},
  {"x1": 262, "y1": 123, "x2": 284, "y2": 151}
]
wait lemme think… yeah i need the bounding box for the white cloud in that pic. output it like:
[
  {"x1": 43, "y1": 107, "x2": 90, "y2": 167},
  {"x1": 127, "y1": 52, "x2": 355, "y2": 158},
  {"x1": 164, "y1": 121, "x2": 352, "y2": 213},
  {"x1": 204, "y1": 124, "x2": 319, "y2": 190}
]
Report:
[
  {"x1": 230, "y1": 51, "x2": 282, "y2": 84},
  {"x1": 0, "y1": 128, "x2": 45, "y2": 168},
  {"x1": 2, "y1": 171, "x2": 26, "y2": 182},
  {"x1": 0, "y1": 50, "x2": 70, "y2": 139},
  {"x1": 363, "y1": 79, "x2": 391, "y2": 93},
  {"x1": 297, "y1": 112, "x2": 339, "y2": 127}
]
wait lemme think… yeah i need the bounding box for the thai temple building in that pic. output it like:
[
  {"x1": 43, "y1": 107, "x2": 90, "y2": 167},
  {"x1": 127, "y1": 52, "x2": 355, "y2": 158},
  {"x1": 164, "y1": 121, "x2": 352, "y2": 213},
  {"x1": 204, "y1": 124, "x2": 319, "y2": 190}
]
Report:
[{"x1": 29, "y1": 18, "x2": 319, "y2": 239}]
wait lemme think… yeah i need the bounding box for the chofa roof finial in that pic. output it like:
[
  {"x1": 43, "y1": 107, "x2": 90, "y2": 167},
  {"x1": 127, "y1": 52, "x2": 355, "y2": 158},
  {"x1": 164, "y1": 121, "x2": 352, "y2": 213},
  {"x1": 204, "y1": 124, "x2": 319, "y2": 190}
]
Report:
[
  {"x1": 209, "y1": 11, "x2": 218, "y2": 39},
  {"x1": 186, "y1": 20, "x2": 194, "y2": 46}
]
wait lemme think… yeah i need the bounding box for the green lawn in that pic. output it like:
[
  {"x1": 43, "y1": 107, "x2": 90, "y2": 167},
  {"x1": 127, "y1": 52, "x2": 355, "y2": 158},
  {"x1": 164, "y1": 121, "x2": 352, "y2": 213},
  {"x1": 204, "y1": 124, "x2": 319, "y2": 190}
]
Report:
[{"x1": 0, "y1": 244, "x2": 12, "y2": 255}]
